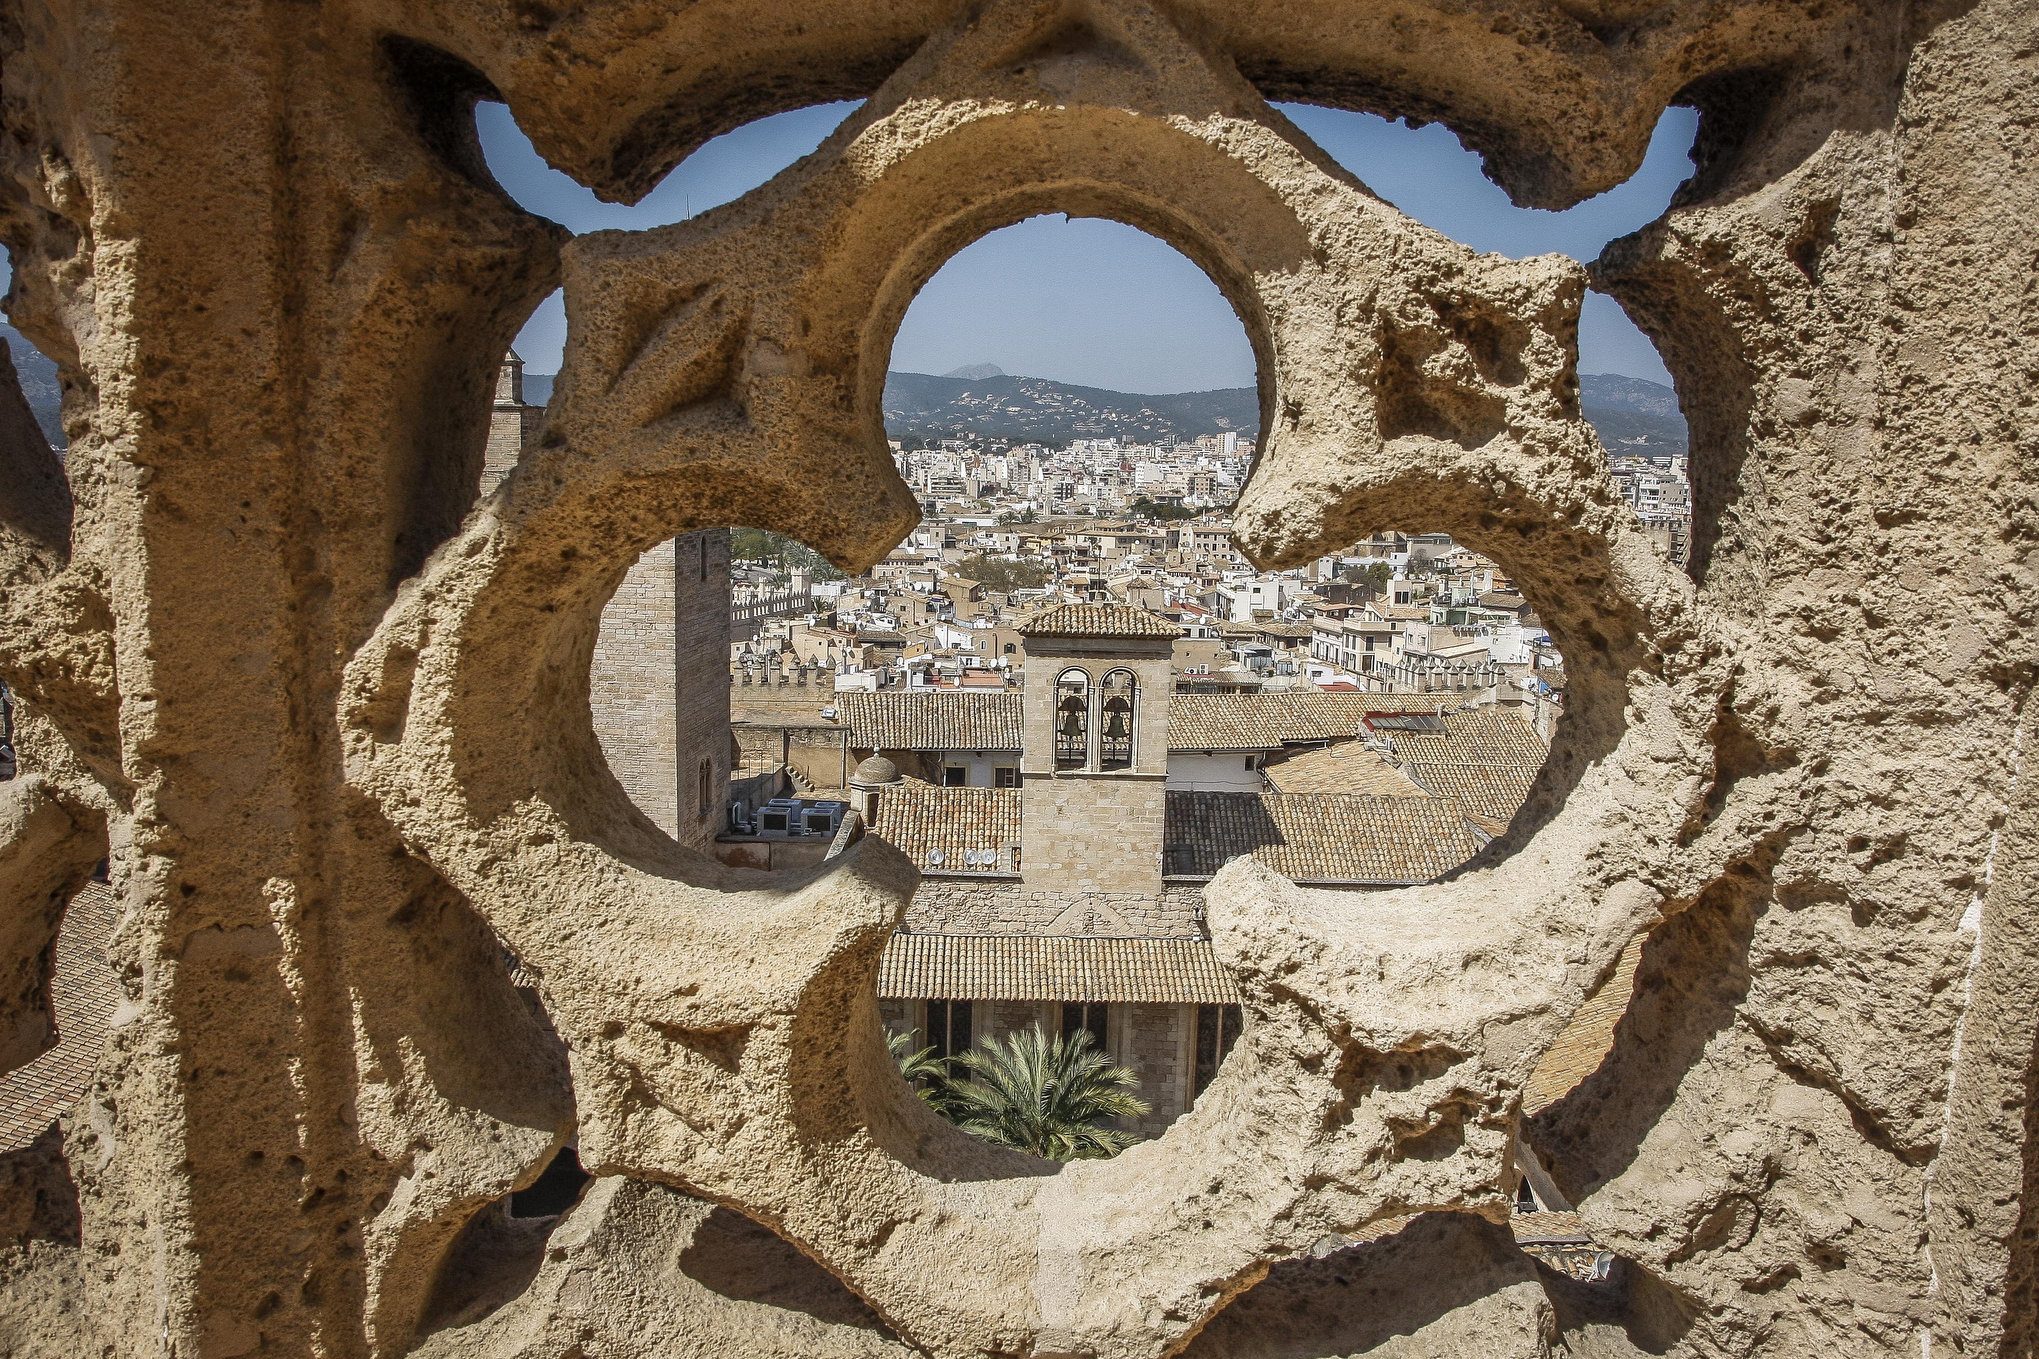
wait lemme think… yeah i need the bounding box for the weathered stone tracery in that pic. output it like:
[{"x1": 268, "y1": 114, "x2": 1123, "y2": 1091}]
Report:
[{"x1": 0, "y1": 0, "x2": 2033, "y2": 1356}]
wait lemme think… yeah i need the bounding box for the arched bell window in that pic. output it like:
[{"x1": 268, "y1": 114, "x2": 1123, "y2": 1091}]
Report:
[
  {"x1": 1055, "y1": 669, "x2": 1090, "y2": 770},
  {"x1": 1098, "y1": 668, "x2": 1137, "y2": 770}
]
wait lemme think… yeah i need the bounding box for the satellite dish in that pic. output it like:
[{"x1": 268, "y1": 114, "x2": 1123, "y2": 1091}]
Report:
[{"x1": 927, "y1": 850, "x2": 946, "y2": 867}]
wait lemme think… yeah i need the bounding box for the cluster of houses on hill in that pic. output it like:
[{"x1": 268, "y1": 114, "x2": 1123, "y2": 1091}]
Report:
[{"x1": 736, "y1": 513, "x2": 1570, "y2": 710}]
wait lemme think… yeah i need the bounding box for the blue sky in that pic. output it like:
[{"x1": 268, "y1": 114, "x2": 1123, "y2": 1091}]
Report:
[{"x1": 475, "y1": 100, "x2": 1699, "y2": 390}]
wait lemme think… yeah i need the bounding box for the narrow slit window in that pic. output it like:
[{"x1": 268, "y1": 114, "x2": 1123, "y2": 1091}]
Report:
[
  {"x1": 927, "y1": 998, "x2": 974, "y2": 1062},
  {"x1": 1061, "y1": 1001, "x2": 1110, "y2": 1053},
  {"x1": 1193, "y1": 1004, "x2": 1243, "y2": 1096}
]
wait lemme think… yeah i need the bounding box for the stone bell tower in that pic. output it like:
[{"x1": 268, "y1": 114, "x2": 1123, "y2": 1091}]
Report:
[
  {"x1": 1016, "y1": 603, "x2": 1179, "y2": 896},
  {"x1": 483, "y1": 349, "x2": 547, "y2": 494},
  {"x1": 479, "y1": 349, "x2": 735, "y2": 851}
]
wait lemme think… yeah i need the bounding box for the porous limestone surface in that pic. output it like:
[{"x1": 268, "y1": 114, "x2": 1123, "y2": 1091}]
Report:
[{"x1": 0, "y1": 1, "x2": 2030, "y2": 1357}]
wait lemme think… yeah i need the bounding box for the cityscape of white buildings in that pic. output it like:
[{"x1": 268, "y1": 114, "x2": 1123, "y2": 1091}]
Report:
[{"x1": 733, "y1": 427, "x2": 1690, "y2": 715}]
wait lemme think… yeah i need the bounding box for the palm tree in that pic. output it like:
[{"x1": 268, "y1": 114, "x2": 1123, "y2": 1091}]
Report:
[
  {"x1": 944, "y1": 1024, "x2": 1149, "y2": 1161},
  {"x1": 887, "y1": 1028, "x2": 956, "y2": 1113}
]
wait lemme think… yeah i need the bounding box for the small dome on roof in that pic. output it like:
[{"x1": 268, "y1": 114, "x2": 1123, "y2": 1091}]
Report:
[{"x1": 851, "y1": 755, "x2": 901, "y2": 787}]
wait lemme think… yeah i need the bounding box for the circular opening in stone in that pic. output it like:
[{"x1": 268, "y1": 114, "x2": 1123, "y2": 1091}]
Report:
[
  {"x1": 864, "y1": 214, "x2": 1574, "y2": 1157},
  {"x1": 870, "y1": 218, "x2": 1572, "y2": 1155},
  {"x1": 475, "y1": 96, "x2": 862, "y2": 386},
  {"x1": 1273, "y1": 101, "x2": 1697, "y2": 569},
  {"x1": 548, "y1": 205, "x2": 1574, "y2": 1159}
]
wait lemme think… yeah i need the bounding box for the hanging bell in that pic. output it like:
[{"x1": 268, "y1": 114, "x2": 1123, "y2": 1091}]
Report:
[
  {"x1": 1059, "y1": 710, "x2": 1084, "y2": 740},
  {"x1": 1103, "y1": 708, "x2": 1130, "y2": 741}
]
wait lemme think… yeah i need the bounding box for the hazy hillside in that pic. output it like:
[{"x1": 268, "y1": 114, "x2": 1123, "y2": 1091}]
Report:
[
  {"x1": 1, "y1": 323, "x2": 62, "y2": 448},
  {"x1": 885, "y1": 370, "x2": 1258, "y2": 446},
  {"x1": 522, "y1": 366, "x2": 1689, "y2": 458},
  {"x1": 1579, "y1": 372, "x2": 1688, "y2": 456}
]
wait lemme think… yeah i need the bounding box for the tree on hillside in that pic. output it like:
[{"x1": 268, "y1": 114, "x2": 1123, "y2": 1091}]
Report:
[
  {"x1": 1341, "y1": 561, "x2": 1392, "y2": 598},
  {"x1": 956, "y1": 553, "x2": 1049, "y2": 593},
  {"x1": 1129, "y1": 497, "x2": 1194, "y2": 522},
  {"x1": 729, "y1": 527, "x2": 845, "y2": 581}
]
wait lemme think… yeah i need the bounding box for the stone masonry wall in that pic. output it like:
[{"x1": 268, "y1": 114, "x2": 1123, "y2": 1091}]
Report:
[
  {"x1": 588, "y1": 530, "x2": 729, "y2": 849},
  {"x1": 670, "y1": 529, "x2": 732, "y2": 843},
  {"x1": 1019, "y1": 774, "x2": 1168, "y2": 897},
  {"x1": 483, "y1": 360, "x2": 545, "y2": 496},
  {"x1": 591, "y1": 539, "x2": 682, "y2": 836},
  {"x1": 1122, "y1": 1002, "x2": 1192, "y2": 1136},
  {"x1": 1017, "y1": 634, "x2": 1173, "y2": 895}
]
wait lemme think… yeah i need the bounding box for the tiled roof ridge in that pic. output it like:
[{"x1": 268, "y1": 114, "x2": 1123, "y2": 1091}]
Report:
[
  {"x1": 878, "y1": 931, "x2": 1241, "y2": 1005},
  {"x1": 1162, "y1": 788, "x2": 1483, "y2": 884},
  {"x1": 834, "y1": 689, "x2": 1509, "y2": 759},
  {"x1": 1017, "y1": 601, "x2": 1181, "y2": 639}
]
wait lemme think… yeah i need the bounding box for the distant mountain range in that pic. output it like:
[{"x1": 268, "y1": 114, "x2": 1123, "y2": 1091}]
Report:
[
  {"x1": 884, "y1": 367, "x2": 1689, "y2": 456},
  {"x1": 1578, "y1": 373, "x2": 1688, "y2": 457},
  {"x1": 516, "y1": 364, "x2": 1690, "y2": 458},
  {"x1": 885, "y1": 370, "x2": 1258, "y2": 447},
  {"x1": 2, "y1": 324, "x2": 63, "y2": 448},
  {"x1": 0, "y1": 325, "x2": 1694, "y2": 462}
]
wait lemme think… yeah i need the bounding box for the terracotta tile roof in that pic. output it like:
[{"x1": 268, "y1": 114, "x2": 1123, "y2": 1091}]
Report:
[
  {"x1": 1375, "y1": 708, "x2": 1550, "y2": 766},
  {"x1": 834, "y1": 690, "x2": 1470, "y2": 757},
  {"x1": 1523, "y1": 934, "x2": 1646, "y2": 1115},
  {"x1": 1162, "y1": 791, "x2": 1483, "y2": 884},
  {"x1": 1379, "y1": 709, "x2": 1549, "y2": 831},
  {"x1": 1017, "y1": 602, "x2": 1180, "y2": 639},
  {"x1": 1261, "y1": 741, "x2": 1430, "y2": 797},
  {"x1": 878, "y1": 932, "x2": 1240, "y2": 1004},
  {"x1": 1167, "y1": 692, "x2": 1454, "y2": 751},
  {"x1": 837, "y1": 691, "x2": 1025, "y2": 752},
  {"x1": 869, "y1": 783, "x2": 1021, "y2": 875},
  {"x1": 0, "y1": 880, "x2": 118, "y2": 1150},
  {"x1": 1400, "y1": 761, "x2": 1540, "y2": 831}
]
